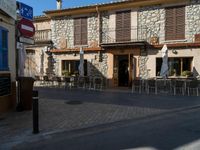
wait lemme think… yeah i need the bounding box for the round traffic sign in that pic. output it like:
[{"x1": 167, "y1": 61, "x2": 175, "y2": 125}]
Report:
[{"x1": 17, "y1": 18, "x2": 35, "y2": 38}]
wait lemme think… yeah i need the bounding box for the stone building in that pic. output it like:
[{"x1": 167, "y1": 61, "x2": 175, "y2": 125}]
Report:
[
  {"x1": 29, "y1": 0, "x2": 200, "y2": 88},
  {"x1": 0, "y1": 0, "x2": 17, "y2": 112},
  {"x1": 26, "y1": 16, "x2": 51, "y2": 77}
]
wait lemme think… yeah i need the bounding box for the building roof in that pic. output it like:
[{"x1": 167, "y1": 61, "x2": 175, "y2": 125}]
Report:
[
  {"x1": 44, "y1": 0, "x2": 186, "y2": 17},
  {"x1": 33, "y1": 15, "x2": 50, "y2": 22},
  {"x1": 44, "y1": 0, "x2": 129, "y2": 13}
]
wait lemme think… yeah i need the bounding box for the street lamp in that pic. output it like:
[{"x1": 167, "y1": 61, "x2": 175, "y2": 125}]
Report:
[{"x1": 45, "y1": 41, "x2": 55, "y2": 78}]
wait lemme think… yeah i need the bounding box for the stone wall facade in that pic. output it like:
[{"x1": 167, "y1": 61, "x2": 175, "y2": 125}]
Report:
[
  {"x1": 37, "y1": 1, "x2": 200, "y2": 83},
  {"x1": 50, "y1": 12, "x2": 109, "y2": 79},
  {"x1": 51, "y1": 13, "x2": 101, "y2": 49},
  {"x1": 88, "y1": 13, "x2": 99, "y2": 46},
  {"x1": 52, "y1": 52, "x2": 108, "y2": 79},
  {"x1": 101, "y1": 11, "x2": 109, "y2": 43},
  {"x1": 89, "y1": 53, "x2": 108, "y2": 78},
  {"x1": 138, "y1": 1, "x2": 200, "y2": 43},
  {"x1": 51, "y1": 16, "x2": 74, "y2": 49},
  {"x1": 186, "y1": 0, "x2": 200, "y2": 42},
  {"x1": 138, "y1": 1, "x2": 200, "y2": 78},
  {"x1": 138, "y1": 6, "x2": 165, "y2": 43}
]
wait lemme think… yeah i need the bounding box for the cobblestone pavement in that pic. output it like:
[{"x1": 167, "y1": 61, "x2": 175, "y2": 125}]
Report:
[{"x1": 0, "y1": 87, "x2": 200, "y2": 148}]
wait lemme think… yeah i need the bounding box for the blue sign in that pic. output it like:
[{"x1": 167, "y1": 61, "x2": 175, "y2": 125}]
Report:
[{"x1": 18, "y1": 2, "x2": 33, "y2": 21}]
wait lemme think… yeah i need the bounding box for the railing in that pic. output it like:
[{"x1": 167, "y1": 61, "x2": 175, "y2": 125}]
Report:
[
  {"x1": 34, "y1": 29, "x2": 51, "y2": 42},
  {"x1": 101, "y1": 26, "x2": 148, "y2": 44}
]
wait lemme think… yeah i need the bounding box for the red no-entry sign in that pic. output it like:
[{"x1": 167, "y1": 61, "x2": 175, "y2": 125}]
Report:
[{"x1": 17, "y1": 18, "x2": 35, "y2": 38}]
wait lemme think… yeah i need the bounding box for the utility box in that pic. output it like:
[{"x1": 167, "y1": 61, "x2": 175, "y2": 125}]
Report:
[{"x1": 17, "y1": 77, "x2": 35, "y2": 110}]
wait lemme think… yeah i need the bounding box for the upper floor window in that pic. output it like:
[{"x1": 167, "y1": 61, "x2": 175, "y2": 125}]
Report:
[
  {"x1": 74, "y1": 17, "x2": 87, "y2": 45},
  {"x1": 116, "y1": 10, "x2": 131, "y2": 42},
  {"x1": 0, "y1": 27, "x2": 8, "y2": 71},
  {"x1": 165, "y1": 6, "x2": 185, "y2": 41}
]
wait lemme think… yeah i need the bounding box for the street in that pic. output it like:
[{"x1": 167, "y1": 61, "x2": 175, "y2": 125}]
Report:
[
  {"x1": 14, "y1": 104, "x2": 200, "y2": 150},
  {"x1": 0, "y1": 87, "x2": 200, "y2": 149}
]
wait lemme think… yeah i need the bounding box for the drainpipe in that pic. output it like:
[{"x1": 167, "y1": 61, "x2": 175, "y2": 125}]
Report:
[{"x1": 96, "y1": 6, "x2": 101, "y2": 46}]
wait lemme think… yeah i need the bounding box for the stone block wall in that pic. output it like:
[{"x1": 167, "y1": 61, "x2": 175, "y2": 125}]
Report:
[
  {"x1": 51, "y1": 16, "x2": 74, "y2": 49},
  {"x1": 137, "y1": 2, "x2": 200, "y2": 78},
  {"x1": 51, "y1": 13, "x2": 101, "y2": 49},
  {"x1": 52, "y1": 52, "x2": 108, "y2": 79},
  {"x1": 88, "y1": 13, "x2": 99, "y2": 46},
  {"x1": 89, "y1": 53, "x2": 108, "y2": 78},
  {"x1": 138, "y1": 6, "x2": 165, "y2": 43},
  {"x1": 101, "y1": 11, "x2": 109, "y2": 43},
  {"x1": 186, "y1": 0, "x2": 200, "y2": 42},
  {"x1": 138, "y1": 1, "x2": 200, "y2": 43}
]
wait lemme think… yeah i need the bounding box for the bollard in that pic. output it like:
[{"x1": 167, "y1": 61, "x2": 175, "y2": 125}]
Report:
[{"x1": 32, "y1": 90, "x2": 39, "y2": 134}]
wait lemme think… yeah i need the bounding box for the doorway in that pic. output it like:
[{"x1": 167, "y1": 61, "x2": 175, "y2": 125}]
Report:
[{"x1": 118, "y1": 55, "x2": 129, "y2": 87}]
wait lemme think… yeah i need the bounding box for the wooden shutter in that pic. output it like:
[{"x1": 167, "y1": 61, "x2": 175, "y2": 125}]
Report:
[
  {"x1": 176, "y1": 6, "x2": 185, "y2": 40},
  {"x1": 81, "y1": 18, "x2": 87, "y2": 45},
  {"x1": 116, "y1": 10, "x2": 131, "y2": 42},
  {"x1": 116, "y1": 12, "x2": 123, "y2": 42},
  {"x1": 74, "y1": 17, "x2": 88, "y2": 45},
  {"x1": 123, "y1": 11, "x2": 131, "y2": 41},
  {"x1": 74, "y1": 18, "x2": 81, "y2": 45},
  {"x1": 165, "y1": 6, "x2": 185, "y2": 40}
]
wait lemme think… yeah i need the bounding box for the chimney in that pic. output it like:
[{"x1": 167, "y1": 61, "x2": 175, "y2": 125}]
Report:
[{"x1": 56, "y1": 0, "x2": 62, "y2": 9}]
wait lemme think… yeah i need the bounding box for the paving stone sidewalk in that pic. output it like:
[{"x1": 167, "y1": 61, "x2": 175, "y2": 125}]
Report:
[{"x1": 0, "y1": 88, "x2": 200, "y2": 148}]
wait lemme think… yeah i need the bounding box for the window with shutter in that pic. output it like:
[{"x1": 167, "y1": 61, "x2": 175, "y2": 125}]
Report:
[
  {"x1": 165, "y1": 6, "x2": 185, "y2": 41},
  {"x1": 0, "y1": 27, "x2": 8, "y2": 71},
  {"x1": 74, "y1": 17, "x2": 88, "y2": 45},
  {"x1": 116, "y1": 10, "x2": 131, "y2": 42}
]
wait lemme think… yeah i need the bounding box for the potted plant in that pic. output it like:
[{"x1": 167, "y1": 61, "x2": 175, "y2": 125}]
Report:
[
  {"x1": 62, "y1": 70, "x2": 70, "y2": 77},
  {"x1": 181, "y1": 70, "x2": 192, "y2": 77}
]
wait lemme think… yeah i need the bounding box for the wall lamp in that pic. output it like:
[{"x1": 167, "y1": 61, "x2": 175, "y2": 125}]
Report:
[
  {"x1": 45, "y1": 41, "x2": 55, "y2": 55},
  {"x1": 172, "y1": 49, "x2": 178, "y2": 54}
]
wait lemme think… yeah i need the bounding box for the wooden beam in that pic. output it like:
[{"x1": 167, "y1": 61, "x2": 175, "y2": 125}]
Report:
[
  {"x1": 153, "y1": 42, "x2": 200, "y2": 49},
  {"x1": 50, "y1": 47, "x2": 102, "y2": 53}
]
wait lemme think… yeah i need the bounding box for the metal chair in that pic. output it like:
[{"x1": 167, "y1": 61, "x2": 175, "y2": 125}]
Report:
[
  {"x1": 34, "y1": 75, "x2": 42, "y2": 86},
  {"x1": 132, "y1": 79, "x2": 141, "y2": 93},
  {"x1": 172, "y1": 80, "x2": 185, "y2": 96},
  {"x1": 53, "y1": 76, "x2": 62, "y2": 88},
  {"x1": 84, "y1": 76, "x2": 92, "y2": 90},
  {"x1": 93, "y1": 77, "x2": 103, "y2": 90},
  {"x1": 147, "y1": 79, "x2": 157, "y2": 94},
  {"x1": 70, "y1": 76, "x2": 78, "y2": 88},
  {"x1": 64, "y1": 77, "x2": 72, "y2": 90},
  {"x1": 157, "y1": 79, "x2": 171, "y2": 94},
  {"x1": 43, "y1": 76, "x2": 52, "y2": 87},
  {"x1": 187, "y1": 80, "x2": 199, "y2": 96},
  {"x1": 78, "y1": 77, "x2": 85, "y2": 89}
]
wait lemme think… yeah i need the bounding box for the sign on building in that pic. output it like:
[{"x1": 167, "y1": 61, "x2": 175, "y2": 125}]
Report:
[{"x1": 0, "y1": 0, "x2": 16, "y2": 20}]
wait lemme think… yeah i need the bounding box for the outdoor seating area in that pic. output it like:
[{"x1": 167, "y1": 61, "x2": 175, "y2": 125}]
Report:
[
  {"x1": 132, "y1": 78, "x2": 200, "y2": 96},
  {"x1": 34, "y1": 75, "x2": 105, "y2": 91}
]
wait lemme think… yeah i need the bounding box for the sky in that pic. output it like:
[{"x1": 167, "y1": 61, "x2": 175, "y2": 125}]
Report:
[{"x1": 17, "y1": 0, "x2": 114, "y2": 16}]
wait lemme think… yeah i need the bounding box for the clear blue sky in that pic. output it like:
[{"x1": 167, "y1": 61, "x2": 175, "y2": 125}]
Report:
[{"x1": 17, "y1": 0, "x2": 114, "y2": 16}]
